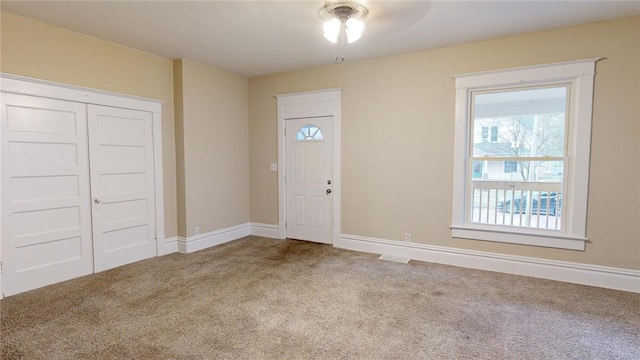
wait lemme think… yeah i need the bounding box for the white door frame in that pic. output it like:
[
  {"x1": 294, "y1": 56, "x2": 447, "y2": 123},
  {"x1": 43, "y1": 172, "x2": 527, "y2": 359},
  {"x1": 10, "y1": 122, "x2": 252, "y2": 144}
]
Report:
[
  {"x1": 276, "y1": 88, "x2": 341, "y2": 244},
  {"x1": 0, "y1": 74, "x2": 166, "y2": 297}
]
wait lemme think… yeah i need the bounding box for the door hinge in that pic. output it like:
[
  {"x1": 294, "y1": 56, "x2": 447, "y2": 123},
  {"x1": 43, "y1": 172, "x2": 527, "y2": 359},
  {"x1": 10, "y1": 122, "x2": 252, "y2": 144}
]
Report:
[
  {"x1": 0, "y1": 261, "x2": 3, "y2": 273},
  {"x1": 284, "y1": 128, "x2": 286, "y2": 136},
  {"x1": 284, "y1": 221, "x2": 287, "y2": 229}
]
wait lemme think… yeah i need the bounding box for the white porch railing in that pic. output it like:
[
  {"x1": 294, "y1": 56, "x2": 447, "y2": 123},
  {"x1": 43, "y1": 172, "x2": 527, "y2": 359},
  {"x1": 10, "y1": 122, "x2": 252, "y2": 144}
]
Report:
[{"x1": 471, "y1": 181, "x2": 562, "y2": 230}]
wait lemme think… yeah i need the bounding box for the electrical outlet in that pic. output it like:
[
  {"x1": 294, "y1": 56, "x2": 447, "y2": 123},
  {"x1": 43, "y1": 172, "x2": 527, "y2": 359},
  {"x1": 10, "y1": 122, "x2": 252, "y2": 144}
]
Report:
[
  {"x1": 195, "y1": 227, "x2": 200, "y2": 236},
  {"x1": 405, "y1": 233, "x2": 411, "y2": 242}
]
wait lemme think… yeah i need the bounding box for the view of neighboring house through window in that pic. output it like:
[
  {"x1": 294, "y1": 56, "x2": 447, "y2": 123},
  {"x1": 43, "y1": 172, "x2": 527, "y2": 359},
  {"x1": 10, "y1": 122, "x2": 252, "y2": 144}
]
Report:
[{"x1": 470, "y1": 86, "x2": 567, "y2": 230}]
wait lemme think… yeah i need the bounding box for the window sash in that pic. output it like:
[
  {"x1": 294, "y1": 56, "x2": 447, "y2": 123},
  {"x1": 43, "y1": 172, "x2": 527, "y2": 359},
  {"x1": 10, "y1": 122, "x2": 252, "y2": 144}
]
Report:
[
  {"x1": 469, "y1": 84, "x2": 570, "y2": 158},
  {"x1": 465, "y1": 161, "x2": 566, "y2": 231}
]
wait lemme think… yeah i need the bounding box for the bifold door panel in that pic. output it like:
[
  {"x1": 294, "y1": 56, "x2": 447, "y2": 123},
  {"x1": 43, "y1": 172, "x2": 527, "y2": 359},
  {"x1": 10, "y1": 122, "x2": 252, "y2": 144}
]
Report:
[
  {"x1": 1, "y1": 94, "x2": 94, "y2": 295},
  {"x1": 1, "y1": 94, "x2": 156, "y2": 296}
]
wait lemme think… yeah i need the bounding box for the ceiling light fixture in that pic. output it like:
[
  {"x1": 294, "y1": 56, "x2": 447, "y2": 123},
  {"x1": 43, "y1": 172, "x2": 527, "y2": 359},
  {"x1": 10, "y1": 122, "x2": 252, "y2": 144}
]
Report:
[{"x1": 319, "y1": 1, "x2": 369, "y2": 61}]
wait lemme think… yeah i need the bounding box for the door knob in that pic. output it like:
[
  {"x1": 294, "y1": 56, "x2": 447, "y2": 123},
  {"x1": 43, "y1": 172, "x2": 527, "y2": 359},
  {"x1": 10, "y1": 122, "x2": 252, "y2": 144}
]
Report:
[
  {"x1": 327, "y1": 180, "x2": 332, "y2": 185},
  {"x1": 94, "y1": 197, "x2": 102, "y2": 204},
  {"x1": 326, "y1": 189, "x2": 332, "y2": 195}
]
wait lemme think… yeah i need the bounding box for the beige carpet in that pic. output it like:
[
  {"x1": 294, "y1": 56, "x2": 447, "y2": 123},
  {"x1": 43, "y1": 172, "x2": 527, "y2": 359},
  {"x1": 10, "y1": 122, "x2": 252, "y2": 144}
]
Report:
[{"x1": 1, "y1": 236, "x2": 638, "y2": 359}]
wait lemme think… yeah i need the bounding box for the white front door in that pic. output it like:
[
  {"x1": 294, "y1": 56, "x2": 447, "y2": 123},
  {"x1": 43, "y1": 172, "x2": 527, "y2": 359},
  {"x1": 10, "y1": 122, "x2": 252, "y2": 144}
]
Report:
[
  {"x1": 285, "y1": 117, "x2": 333, "y2": 243},
  {"x1": 1, "y1": 93, "x2": 93, "y2": 296},
  {"x1": 87, "y1": 105, "x2": 156, "y2": 272}
]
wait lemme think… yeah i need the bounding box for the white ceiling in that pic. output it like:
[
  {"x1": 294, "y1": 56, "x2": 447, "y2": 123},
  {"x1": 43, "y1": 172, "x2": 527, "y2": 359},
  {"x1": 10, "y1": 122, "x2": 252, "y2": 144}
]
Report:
[{"x1": 2, "y1": 1, "x2": 639, "y2": 77}]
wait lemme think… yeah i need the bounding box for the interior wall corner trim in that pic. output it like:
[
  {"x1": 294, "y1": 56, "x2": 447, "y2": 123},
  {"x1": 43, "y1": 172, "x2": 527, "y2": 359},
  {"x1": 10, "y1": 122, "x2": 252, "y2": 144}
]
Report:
[
  {"x1": 249, "y1": 223, "x2": 280, "y2": 239},
  {"x1": 163, "y1": 237, "x2": 179, "y2": 255}
]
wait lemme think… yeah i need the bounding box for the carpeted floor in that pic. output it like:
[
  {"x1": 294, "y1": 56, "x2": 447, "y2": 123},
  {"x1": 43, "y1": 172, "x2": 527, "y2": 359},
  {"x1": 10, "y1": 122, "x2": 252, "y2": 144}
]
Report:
[{"x1": 1, "y1": 236, "x2": 639, "y2": 359}]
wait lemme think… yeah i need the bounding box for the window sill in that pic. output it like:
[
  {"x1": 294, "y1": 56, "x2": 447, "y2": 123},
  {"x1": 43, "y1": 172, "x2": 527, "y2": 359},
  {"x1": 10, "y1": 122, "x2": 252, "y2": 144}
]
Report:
[{"x1": 450, "y1": 226, "x2": 587, "y2": 250}]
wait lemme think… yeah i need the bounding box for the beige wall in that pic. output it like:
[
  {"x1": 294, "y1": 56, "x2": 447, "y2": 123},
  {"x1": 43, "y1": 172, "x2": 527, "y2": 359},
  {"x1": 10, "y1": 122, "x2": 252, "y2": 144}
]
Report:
[
  {"x1": 173, "y1": 60, "x2": 187, "y2": 237},
  {"x1": 174, "y1": 59, "x2": 250, "y2": 237},
  {"x1": 2, "y1": 11, "x2": 637, "y2": 269},
  {"x1": 249, "y1": 16, "x2": 640, "y2": 269},
  {"x1": 0, "y1": 12, "x2": 178, "y2": 238}
]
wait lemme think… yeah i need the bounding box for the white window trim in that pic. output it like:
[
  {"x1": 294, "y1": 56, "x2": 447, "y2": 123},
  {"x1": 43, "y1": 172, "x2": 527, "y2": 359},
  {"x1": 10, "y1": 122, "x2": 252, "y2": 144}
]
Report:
[{"x1": 450, "y1": 58, "x2": 601, "y2": 251}]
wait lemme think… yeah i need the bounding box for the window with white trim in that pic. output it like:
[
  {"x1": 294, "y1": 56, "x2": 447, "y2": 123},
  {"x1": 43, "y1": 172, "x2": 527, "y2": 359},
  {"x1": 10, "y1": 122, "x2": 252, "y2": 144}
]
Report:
[{"x1": 450, "y1": 59, "x2": 599, "y2": 250}]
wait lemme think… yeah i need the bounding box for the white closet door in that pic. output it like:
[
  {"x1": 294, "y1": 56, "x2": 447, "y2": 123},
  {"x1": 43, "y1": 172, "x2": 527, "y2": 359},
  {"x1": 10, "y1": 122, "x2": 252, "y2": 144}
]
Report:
[
  {"x1": 1, "y1": 93, "x2": 93, "y2": 296},
  {"x1": 87, "y1": 105, "x2": 156, "y2": 272}
]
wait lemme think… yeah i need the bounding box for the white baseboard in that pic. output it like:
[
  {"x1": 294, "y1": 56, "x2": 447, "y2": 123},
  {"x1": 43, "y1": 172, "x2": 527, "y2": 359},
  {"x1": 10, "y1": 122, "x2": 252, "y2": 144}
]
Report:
[
  {"x1": 163, "y1": 237, "x2": 178, "y2": 255},
  {"x1": 177, "y1": 223, "x2": 251, "y2": 253},
  {"x1": 337, "y1": 234, "x2": 640, "y2": 293},
  {"x1": 167, "y1": 223, "x2": 280, "y2": 255},
  {"x1": 249, "y1": 222, "x2": 280, "y2": 238}
]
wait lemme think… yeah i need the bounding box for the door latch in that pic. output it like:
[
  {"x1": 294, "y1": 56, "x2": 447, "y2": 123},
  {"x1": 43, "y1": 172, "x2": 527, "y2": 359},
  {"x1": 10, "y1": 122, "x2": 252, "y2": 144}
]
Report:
[{"x1": 94, "y1": 196, "x2": 103, "y2": 210}]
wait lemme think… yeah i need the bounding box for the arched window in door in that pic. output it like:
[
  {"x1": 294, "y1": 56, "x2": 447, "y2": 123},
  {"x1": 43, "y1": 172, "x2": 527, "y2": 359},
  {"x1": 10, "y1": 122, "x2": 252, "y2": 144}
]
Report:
[{"x1": 295, "y1": 125, "x2": 324, "y2": 141}]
